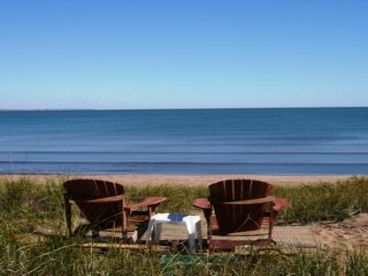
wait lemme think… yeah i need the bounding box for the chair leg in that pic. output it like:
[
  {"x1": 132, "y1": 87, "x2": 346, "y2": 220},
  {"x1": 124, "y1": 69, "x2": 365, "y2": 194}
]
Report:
[
  {"x1": 63, "y1": 193, "x2": 73, "y2": 236},
  {"x1": 122, "y1": 198, "x2": 129, "y2": 241},
  {"x1": 207, "y1": 226, "x2": 213, "y2": 255},
  {"x1": 268, "y1": 214, "x2": 275, "y2": 242}
]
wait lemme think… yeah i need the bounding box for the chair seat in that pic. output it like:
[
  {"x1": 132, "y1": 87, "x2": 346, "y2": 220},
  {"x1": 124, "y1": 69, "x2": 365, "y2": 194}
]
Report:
[
  {"x1": 93, "y1": 214, "x2": 149, "y2": 233},
  {"x1": 209, "y1": 215, "x2": 274, "y2": 251},
  {"x1": 210, "y1": 215, "x2": 271, "y2": 237}
]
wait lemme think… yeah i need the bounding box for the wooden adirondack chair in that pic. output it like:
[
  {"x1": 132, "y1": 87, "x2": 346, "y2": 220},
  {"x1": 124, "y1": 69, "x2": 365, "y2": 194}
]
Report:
[
  {"x1": 63, "y1": 179, "x2": 166, "y2": 241},
  {"x1": 193, "y1": 179, "x2": 288, "y2": 254}
]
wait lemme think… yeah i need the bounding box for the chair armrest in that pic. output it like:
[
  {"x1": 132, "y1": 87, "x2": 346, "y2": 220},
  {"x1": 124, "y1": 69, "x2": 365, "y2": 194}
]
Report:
[
  {"x1": 273, "y1": 197, "x2": 288, "y2": 212},
  {"x1": 193, "y1": 198, "x2": 212, "y2": 226},
  {"x1": 192, "y1": 198, "x2": 211, "y2": 210},
  {"x1": 124, "y1": 196, "x2": 167, "y2": 211}
]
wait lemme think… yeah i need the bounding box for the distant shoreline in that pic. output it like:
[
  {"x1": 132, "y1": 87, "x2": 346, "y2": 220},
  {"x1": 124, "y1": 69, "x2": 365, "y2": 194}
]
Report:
[{"x1": 0, "y1": 173, "x2": 361, "y2": 186}]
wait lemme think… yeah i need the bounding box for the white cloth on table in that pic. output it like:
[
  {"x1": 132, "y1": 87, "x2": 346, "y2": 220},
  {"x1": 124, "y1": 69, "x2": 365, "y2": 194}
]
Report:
[{"x1": 147, "y1": 213, "x2": 202, "y2": 252}]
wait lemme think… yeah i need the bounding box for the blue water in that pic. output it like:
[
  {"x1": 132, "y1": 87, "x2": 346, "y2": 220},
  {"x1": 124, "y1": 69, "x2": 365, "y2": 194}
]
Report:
[{"x1": 0, "y1": 108, "x2": 367, "y2": 175}]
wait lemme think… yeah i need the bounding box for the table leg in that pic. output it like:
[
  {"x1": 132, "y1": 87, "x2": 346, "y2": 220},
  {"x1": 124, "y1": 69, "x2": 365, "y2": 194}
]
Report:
[
  {"x1": 153, "y1": 222, "x2": 162, "y2": 241},
  {"x1": 184, "y1": 221, "x2": 197, "y2": 252},
  {"x1": 195, "y1": 220, "x2": 203, "y2": 249},
  {"x1": 146, "y1": 219, "x2": 155, "y2": 242}
]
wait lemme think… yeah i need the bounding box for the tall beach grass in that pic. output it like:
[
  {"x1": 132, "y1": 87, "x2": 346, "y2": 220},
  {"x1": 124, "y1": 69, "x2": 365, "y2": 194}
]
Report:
[{"x1": 0, "y1": 176, "x2": 368, "y2": 274}]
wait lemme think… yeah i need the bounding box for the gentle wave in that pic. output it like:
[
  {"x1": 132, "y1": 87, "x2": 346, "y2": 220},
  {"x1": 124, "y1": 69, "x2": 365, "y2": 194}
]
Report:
[
  {"x1": 1, "y1": 161, "x2": 368, "y2": 166},
  {"x1": 2, "y1": 151, "x2": 368, "y2": 155}
]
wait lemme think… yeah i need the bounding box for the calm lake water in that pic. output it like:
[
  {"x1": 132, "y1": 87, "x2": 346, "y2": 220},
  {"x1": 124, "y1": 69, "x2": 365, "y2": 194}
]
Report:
[{"x1": 0, "y1": 108, "x2": 367, "y2": 174}]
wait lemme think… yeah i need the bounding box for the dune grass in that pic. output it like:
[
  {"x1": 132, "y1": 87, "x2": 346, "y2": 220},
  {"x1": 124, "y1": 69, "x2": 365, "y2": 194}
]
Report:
[
  {"x1": 0, "y1": 177, "x2": 368, "y2": 274},
  {"x1": 275, "y1": 177, "x2": 368, "y2": 224},
  {"x1": 127, "y1": 176, "x2": 368, "y2": 224}
]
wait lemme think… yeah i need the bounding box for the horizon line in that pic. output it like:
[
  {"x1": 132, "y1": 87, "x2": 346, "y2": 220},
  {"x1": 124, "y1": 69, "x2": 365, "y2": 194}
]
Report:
[{"x1": 0, "y1": 106, "x2": 367, "y2": 111}]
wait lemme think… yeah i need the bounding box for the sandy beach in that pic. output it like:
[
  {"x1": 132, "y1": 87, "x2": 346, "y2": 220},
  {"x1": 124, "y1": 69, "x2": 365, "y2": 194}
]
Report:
[{"x1": 0, "y1": 173, "x2": 358, "y2": 186}]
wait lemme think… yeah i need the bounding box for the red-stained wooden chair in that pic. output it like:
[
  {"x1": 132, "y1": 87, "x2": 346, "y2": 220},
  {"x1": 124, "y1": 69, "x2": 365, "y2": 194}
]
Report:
[
  {"x1": 63, "y1": 179, "x2": 166, "y2": 241},
  {"x1": 193, "y1": 179, "x2": 288, "y2": 254}
]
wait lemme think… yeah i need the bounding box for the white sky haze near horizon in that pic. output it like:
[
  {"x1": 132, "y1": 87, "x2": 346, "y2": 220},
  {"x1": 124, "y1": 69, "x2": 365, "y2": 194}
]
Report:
[{"x1": 1, "y1": 1, "x2": 368, "y2": 109}]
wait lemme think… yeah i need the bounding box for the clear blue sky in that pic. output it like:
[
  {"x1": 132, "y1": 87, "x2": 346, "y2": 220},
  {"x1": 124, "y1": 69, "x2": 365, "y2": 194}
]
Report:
[{"x1": 1, "y1": 1, "x2": 367, "y2": 109}]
